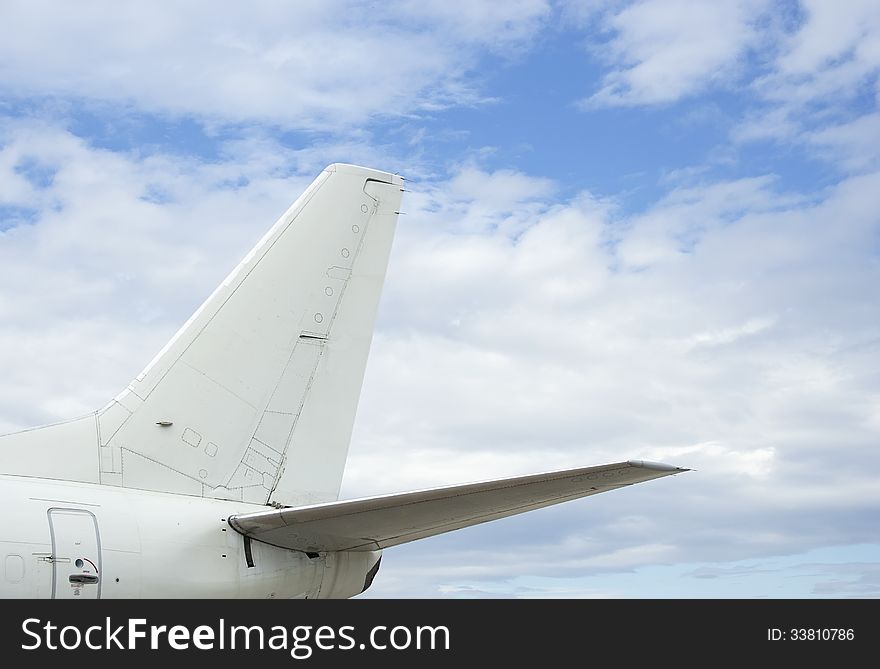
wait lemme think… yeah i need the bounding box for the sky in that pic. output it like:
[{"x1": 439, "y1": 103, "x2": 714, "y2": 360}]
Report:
[{"x1": 0, "y1": 0, "x2": 878, "y2": 598}]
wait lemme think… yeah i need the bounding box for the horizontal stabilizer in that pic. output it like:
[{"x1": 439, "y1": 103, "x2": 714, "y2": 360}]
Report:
[{"x1": 228, "y1": 460, "x2": 688, "y2": 552}]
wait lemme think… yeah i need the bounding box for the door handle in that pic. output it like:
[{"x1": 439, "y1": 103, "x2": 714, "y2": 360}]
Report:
[
  {"x1": 33, "y1": 554, "x2": 71, "y2": 564},
  {"x1": 69, "y1": 574, "x2": 99, "y2": 584}
]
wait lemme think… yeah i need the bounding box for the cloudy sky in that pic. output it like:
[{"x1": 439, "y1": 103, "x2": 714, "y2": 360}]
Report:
[{"x1": 1, "y1": 1, "x2": 878, "y2": 597}]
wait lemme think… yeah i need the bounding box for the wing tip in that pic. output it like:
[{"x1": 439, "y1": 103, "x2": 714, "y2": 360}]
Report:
[{"x1": 627, "y1": 459, "x2": 691, "y2": 473}]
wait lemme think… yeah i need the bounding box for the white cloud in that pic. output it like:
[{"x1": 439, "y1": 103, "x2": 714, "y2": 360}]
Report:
[
  {"x1": 570, "y1": 2, "x2": 880, "y2": 174},
  {"x1": 614, "y1": 174, "x2": 806, "y2": 268},
  {"x1": 771, "y1": 0, "x2": 880, "y2": 93},
  {"x1": 578, "y1": 0, "x2": 769, "y2": 107},
  {"x1": 733, "y1": 1, "x2": 880, "y2": 170},
  {"x1": 806, "y1": 112, "x2": 880, "y2": 171},
  {"x1": 0, "y1": 0, "x2": 550, "y2": 128},
  {"x1": 397, "y1": 0, "x2": 550, "y2": 46}
]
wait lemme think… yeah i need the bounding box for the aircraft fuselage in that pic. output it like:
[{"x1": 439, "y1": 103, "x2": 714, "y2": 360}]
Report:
[{"x1": 0, "y1": 475, "x2": 379, "y2": 599}]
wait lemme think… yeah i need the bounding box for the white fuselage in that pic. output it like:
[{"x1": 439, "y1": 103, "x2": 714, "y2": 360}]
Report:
[{"x1": 0, "y1": 474, "x2": 379, "y2": 599}]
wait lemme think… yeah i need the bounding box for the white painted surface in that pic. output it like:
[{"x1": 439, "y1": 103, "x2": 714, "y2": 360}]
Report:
[
  {"x1": 230, "y1": 461, "x2": 687, "y2": 552},
  {"x1": 0, "y1": 164, "x2": 396, "y2": 598},
  {"x1": 0, "y1": 474, "x2": 380, "y2": 599},
  {"x1": 0, "y1": 164, "x2": 404, "y2": 507}
]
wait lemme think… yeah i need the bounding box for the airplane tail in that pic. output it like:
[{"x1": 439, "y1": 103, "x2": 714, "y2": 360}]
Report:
[{"x1": 0, "y1": 164, "x2": 404, "y2": 507}]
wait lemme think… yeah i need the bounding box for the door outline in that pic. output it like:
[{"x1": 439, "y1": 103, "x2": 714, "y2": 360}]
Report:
[{"x1": 47, "y1": 507, "x2": 103, "y2": 599}]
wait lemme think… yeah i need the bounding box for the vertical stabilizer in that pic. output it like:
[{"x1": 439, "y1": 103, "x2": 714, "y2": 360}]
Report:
[{"x1": 13, "y1": 163, "x2": 406, "y2": 505}]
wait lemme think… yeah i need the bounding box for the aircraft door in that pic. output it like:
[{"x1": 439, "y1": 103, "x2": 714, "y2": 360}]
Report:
[{"x1": 48, "y1": 508, "x2": 102, "y2": 599}]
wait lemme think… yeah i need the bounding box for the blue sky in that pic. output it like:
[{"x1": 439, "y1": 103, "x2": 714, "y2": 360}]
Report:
[{"x1": 1, "y1": 1, "x2": 878, "y2": 597}]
